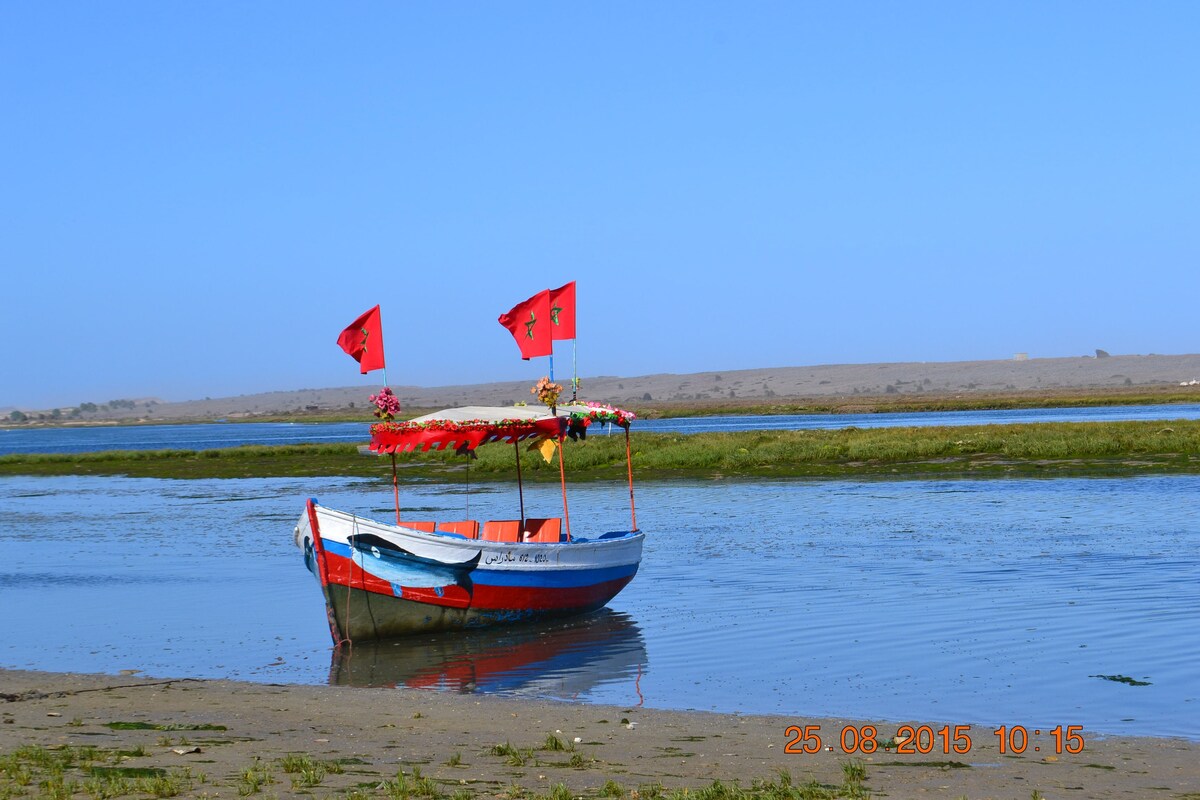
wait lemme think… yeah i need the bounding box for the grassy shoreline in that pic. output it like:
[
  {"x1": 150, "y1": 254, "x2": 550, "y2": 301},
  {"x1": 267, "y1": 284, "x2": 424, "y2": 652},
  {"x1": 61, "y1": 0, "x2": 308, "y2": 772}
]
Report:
[{"x1": 3, "y1": 419, "x2": 1199, "y2": 480}]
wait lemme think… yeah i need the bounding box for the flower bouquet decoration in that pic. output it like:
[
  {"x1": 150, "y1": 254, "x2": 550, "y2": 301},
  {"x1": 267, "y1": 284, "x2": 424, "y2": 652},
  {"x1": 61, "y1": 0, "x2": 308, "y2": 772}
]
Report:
[
  {"x1": 369, "y1": 387, "x2": 401, "y2": 422},
  {"x1": 532, "y1": 376, "x2": 563, "y2": 413}
]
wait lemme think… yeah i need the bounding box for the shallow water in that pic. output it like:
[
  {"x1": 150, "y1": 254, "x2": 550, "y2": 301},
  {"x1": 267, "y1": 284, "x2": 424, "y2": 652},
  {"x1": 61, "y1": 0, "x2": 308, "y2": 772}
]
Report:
[
  {"x1": 0, "y1": 421, "x2": 371, "y2": 455},
  {"x1": 641, "y1": 402, "x2": 1200, "y2": 434},
  {"x1": 1, "y1": 474, "x2": 1196, "y2": 739}
]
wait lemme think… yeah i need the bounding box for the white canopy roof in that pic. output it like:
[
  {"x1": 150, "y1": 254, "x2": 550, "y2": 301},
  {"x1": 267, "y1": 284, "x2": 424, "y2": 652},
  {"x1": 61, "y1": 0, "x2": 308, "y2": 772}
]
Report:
[{"x1": 407, "y1": 406, "x2": 555, "y2": 425}]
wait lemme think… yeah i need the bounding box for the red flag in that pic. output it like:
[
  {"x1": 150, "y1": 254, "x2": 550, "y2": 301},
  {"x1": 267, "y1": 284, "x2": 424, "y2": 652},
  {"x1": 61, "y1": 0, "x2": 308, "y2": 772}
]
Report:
[
  {"x1": 337, "y1": 305, "x2": 386, "y2": 374},
  {"x1": 498, "y1": 290, "x2": 553, "y2": 359},
  {"x1": 548, "y1": 281, "x2": 576, "y2": 340}
]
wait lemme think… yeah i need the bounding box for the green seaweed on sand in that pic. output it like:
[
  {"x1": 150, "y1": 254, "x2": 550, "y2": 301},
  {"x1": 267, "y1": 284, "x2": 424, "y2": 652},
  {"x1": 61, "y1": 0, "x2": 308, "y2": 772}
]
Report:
[
  {"x1": 1091, "y1": 674, "x2": 1152, "y2": 686},
  {"x1": 88, "y1": 766, "x2": 166, "y2": 779},
  {"x1": 104, "y1": 721, "x2": 227, "y2": 731}
]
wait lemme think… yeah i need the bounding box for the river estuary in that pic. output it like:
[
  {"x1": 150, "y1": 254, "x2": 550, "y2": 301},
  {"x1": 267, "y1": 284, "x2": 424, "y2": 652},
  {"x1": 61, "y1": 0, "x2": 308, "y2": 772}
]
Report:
[{"x1": 2, "y1": 469, "x2": 1196, "y2": 739}]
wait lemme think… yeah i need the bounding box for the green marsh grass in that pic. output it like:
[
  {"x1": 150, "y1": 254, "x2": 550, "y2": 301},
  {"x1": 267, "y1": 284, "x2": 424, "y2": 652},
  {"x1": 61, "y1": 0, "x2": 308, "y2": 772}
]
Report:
[
  {"x1": 409, "y1": 766, "x2": 441, "y2": 798},
  {"x1": 540, "y1": 734, "x2": 572, "y2": 752},
  {"x1": 0, "y1": 745, "x2": 876, "y2": 800},
  {"x1": 618, "y1": 776, "x2": 855, "y2": 800},
  {"x1": 381, "y1": 771, "x2": 410, "y2": 800},
  {"x1": 487, "y1": 741, "x2": 537, "y2": 768},
  {"x1": 37, "y1": 774, "x2": 78, "y2": 800},
  {"x1": 6, "y1": 419, "x2": 1198, "y2": 480},
  {"x1": 236, "y1": 764, "x2": 275, "y2": 796},
  {"x1": 276, "y1": 753, "x2": 311, "y2": 774},
  {"x1": 1, "y1": 746, "x2": 201, "y2": 800},
  {"x1": 289, "y1": 764, "x2": 326, "y2": 789},
  {"x1": 136, "y1": 770, "x2": 190, "y2": 798},
  {"x1": 601, "y1": 780, "x2": 624, "y2": 798},
  {"x1": 83, "y1": 772, "x2": 133, "y2": 800}
]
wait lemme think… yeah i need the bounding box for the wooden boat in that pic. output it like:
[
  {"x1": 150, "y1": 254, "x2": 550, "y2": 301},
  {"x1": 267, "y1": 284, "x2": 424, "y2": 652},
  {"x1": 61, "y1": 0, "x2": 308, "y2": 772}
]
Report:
[{"x1": 294, "y1": 403, "x2": 643, "y2": 642}]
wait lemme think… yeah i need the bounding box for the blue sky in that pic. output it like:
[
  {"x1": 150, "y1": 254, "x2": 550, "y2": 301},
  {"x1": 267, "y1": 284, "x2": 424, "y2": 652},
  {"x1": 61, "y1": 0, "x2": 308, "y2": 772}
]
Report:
[{"x1": 3, "y1": 3, "x2": 1198, "y2": 409}]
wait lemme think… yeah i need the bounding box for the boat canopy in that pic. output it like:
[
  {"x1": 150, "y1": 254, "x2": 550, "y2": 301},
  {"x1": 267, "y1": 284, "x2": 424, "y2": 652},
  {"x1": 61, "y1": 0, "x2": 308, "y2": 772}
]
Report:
[{"x1": 368, "y1": 403, "x2": 635, "y2": 454}]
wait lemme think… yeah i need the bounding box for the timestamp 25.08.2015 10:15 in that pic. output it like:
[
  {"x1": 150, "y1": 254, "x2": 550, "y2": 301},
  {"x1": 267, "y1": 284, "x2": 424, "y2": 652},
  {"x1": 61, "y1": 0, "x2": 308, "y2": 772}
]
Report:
[{"x1": 783, "y1": 724, "x2": 1086, "y2": 756}]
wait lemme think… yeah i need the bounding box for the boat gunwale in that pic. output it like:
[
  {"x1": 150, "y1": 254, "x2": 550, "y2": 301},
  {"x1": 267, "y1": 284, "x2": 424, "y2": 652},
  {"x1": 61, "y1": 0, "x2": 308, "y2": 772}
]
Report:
[{"x1": 309, "y1": 504, "x2": 644, "y2": 567}]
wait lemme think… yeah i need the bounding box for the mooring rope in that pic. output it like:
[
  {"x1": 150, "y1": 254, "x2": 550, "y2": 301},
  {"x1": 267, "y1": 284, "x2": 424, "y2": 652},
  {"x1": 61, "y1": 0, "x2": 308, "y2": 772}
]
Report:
[
  {"x1": 339, "y1": 515, "x2": 360, "y2": 651},
  {"x1": 514, "y1": 441, "x2": 525, "y2": 525},
  {"x1": 625, "y1": 427, "x2": 637, "y2": 531},
  {"x1": 390, "y1": 453, "x2": 400, "y2": 526}
]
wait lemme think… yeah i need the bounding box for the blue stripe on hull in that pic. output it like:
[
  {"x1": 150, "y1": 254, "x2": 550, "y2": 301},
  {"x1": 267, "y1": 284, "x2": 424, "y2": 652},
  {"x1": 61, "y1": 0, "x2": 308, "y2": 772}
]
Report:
[
  {"x1": 320, "y1": 539, "x2": 637, "y2": 589},
  {"x1": 473, "y1": 564, "x2": 638, "y2": 588},
  {"x1": 322, "y1": 541, "x2": 353, "y2": 558}
]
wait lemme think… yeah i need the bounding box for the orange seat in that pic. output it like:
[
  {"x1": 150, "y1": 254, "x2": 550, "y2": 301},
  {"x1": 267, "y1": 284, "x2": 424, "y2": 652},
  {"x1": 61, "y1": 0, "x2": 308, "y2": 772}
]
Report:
[
  {"x1": 481, "y1": 520, "x2": 521, "y2": 543},
  {"x1": 398, "y1": 520, "x2": 436, "y2": 533},
  {"x1": 522, "y1": 517, "x2": 562, "y2": 543},
  {"x1": 437, "y1": 520, "x2": 479, "y2": 539}
]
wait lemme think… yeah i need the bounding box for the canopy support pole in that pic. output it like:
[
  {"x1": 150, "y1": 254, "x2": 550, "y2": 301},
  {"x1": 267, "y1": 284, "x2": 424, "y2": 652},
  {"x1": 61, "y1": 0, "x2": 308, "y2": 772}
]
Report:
[
  {"x1": 390, "y1": 453, "x2": 400, "y2": 525},
  {"x1": 558, "y1": 436, "x2": 572, "y2": 541},
  {"x1": 514, "y1": 441, "x2": 526, "y2": 526},
  {"x1": 625, "y1": 427, "x2": 637, "y2": 531}
]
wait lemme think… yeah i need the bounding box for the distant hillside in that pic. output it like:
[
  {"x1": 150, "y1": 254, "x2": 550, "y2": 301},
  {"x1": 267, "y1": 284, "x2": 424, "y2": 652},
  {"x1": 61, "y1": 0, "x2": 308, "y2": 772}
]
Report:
[{"x1": 8, "y1": 353, "x2": 1200, "y2": 425}]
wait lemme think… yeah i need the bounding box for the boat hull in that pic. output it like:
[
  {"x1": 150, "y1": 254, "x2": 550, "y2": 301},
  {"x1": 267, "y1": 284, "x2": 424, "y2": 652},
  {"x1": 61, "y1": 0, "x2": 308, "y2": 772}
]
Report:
[{"x1": 296, "y1": 500, "x2": 643, "y2": 640}]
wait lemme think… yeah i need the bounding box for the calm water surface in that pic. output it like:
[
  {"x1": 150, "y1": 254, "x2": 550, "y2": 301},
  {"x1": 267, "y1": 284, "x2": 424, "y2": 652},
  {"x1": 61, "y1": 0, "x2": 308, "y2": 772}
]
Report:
[
  {"x1": 4, "y1": 402, "x2": 1200, "y2": 454},
  {"x1": 1, "y1": 473, "x2": 1196, "y2": 739}
]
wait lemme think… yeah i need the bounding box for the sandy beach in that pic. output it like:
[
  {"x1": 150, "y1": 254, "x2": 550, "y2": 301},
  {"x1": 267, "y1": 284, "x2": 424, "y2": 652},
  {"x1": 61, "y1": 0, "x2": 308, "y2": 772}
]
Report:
[{"x1": 2, "y1": 668, "x2": 1196, "y2": 799}]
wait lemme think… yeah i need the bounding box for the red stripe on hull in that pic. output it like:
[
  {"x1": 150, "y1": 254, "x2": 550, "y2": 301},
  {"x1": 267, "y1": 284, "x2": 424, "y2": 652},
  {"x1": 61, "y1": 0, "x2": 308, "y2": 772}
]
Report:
[
  {"x1": 470, "y1": 577, "x2": 634, "y2": 611},
  {"x1": 323, "y1": 551, "x2": 396, "y2": 596},
  {"x1": 322, "y1": 551, "x2": 473, "y2": 608}
]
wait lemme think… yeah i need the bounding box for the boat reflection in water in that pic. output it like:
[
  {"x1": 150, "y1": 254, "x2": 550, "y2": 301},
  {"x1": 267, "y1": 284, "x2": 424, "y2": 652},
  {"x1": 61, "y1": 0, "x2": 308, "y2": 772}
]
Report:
[{"x1": 329, "y1": 609, "x2": 646, "y2": 702}]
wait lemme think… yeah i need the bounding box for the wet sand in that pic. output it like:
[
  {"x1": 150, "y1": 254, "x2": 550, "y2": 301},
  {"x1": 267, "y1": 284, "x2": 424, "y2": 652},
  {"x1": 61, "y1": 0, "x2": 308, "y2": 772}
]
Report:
[{"x1": 2, "y1": 669, "x2": 1196, "y2": 798}]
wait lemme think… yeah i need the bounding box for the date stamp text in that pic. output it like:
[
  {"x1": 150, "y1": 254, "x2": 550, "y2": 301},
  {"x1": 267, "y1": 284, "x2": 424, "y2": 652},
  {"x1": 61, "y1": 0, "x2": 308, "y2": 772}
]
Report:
[{"x1": 783, "y1": 724, "x2": 1086, "y2": 755}]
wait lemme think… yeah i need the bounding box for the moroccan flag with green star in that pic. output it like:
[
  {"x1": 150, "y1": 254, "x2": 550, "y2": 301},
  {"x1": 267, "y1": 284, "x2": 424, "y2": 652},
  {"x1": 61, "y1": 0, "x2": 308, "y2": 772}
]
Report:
[
  {"x1": 498, "y1": 290, "x2": 553, "y2": 360},
  {"x1": 337, "y1": 305, "x2": 386, "y2": 374},
  {"x1": 549, "y1": 280, "x2": 576, "y2": 340}
]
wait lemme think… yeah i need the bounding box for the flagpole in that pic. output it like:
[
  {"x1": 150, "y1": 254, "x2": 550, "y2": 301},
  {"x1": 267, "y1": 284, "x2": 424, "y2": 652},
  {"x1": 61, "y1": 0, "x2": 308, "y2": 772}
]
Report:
[
  {"x1": 571, "y1": 339, "x2": 578, "y2": 400},
  {"x1": 548, "y1": 353, "x2": 554, "y2": 385},
  {"x1": 380, "y1": 304, "x2": 389, "y2": 388}
]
